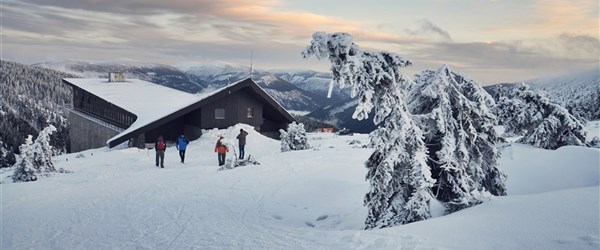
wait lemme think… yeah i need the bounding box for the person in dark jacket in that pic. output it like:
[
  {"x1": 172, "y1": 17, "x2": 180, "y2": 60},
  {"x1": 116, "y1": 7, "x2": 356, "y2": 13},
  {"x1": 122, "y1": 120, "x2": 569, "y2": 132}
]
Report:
[
  {"x1": 155, "y1": 135, "x2": 166, "y2": 168},
  {"x1": 176, "y1": 135, "x2": 189, "y2": 163},
  {"x1": 214, "y1": 136, "x2": 228, "y2": 166},
  {"x1": 236, "y1": 129, "x2": 248, "y2": 159}
]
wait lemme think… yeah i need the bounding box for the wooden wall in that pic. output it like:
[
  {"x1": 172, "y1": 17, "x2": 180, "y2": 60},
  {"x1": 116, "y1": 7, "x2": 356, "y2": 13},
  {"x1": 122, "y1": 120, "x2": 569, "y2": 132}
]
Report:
[{"x1": 200, "y1": 90, "x2": 263, "y2": 131}]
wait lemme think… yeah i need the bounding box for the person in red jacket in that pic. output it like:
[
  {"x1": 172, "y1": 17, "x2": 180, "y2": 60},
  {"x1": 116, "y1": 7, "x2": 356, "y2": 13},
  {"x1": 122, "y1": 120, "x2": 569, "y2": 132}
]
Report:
[
  {"x1": 214, "y1": 136, "x2": 229, "y2": 166},
  {"x1": 155, "y1": 135, "x2": 166, "y2": 168}
]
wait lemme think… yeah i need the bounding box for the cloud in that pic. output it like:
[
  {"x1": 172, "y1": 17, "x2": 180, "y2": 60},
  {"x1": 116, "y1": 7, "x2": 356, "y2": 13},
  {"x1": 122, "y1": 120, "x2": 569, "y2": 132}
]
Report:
[
  {"x1": 403, "y1": 33, "x2": 599, "y2": 84},
  {"x1": 556, "y1": 33, "x2": 600, "y2": 57},
  {"x1": 406, "y1": 19, "x2": 452, "y2": 42},
  {"x1": 11, "y1": 0, "x2": 416, "y2": 46}
]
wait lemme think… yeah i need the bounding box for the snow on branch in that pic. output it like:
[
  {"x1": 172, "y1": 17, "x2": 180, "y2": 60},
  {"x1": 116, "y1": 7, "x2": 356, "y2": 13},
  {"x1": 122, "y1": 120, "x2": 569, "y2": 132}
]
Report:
[{"x1": 302, "y1": 32, "x2": 412, "y2": 124}]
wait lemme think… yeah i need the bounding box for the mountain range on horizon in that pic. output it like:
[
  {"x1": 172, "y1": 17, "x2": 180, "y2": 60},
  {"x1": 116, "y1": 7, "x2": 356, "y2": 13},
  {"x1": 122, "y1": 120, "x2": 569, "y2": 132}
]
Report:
[
  {"x1": 7, "y1": 59, "x2": 600, "y2": 136},
  {"x1": 34, "y1": 60, "x2": 352, "y2": 113}
]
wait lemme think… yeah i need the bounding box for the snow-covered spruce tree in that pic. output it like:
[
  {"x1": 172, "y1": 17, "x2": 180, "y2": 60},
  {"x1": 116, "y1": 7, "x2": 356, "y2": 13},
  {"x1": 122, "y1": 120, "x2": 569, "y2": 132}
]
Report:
[
  {"x1": 11, "y1": 125, "x2": 59, "y2": 182},
  {"x1": 303, "y1": 32, "x2": 434, "y2": 228},
  {"x1": 12, "y1": 135, "x2": 37, "y2": 182},
  {"x1": 498, "y1": 84, "x2": 586, "y2": 149},
  {"x1": 407, "y1": 65, "x2": 506, "y2": 212},
  {"x1": 32, "y1": 125, "x2": 58, "y2": 174},
  {"x1": 279, "y1": 122, "x2": 310, "y2": 152}
]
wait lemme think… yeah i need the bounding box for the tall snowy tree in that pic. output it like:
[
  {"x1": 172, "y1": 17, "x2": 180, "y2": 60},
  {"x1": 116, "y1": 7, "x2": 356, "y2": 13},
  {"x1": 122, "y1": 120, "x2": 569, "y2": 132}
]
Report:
[
  {"x1": 497, "y1": 84, "x2": 586, "y2": 149},
  {"x1": 407, "y1": 66, "x2": 506, "y2": 212},
  {"x1": 280, "y1": 122, "x2": 310, "y2": 152},
  {"x1": 303, "y1": 32, "x2": 434, "y2": 228}
]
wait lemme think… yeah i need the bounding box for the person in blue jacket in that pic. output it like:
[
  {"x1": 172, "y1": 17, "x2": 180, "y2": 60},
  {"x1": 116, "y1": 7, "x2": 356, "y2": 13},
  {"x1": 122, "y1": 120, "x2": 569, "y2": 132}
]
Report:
[{"x1": 176, "y1": 134, "x2": 189, "y2": 163}]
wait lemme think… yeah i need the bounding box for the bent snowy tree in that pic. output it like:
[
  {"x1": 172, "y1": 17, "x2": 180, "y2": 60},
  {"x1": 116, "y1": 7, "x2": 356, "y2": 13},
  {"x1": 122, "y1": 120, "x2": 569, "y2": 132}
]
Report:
[
  {"x1": 303, "y1": 32, "x2": 435, "y2": 228},
  {"x1": 497, "y1": 83, "x2": 586, "y2": 149}
]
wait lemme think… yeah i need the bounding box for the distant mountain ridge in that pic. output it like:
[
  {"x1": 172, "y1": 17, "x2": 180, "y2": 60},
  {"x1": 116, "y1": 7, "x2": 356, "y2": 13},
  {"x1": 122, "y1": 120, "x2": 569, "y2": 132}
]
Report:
[
  {"x1": 37, "y1": 60, "x2": 350, "y2": 112},
  {"x1": 181, "y1": 63, "x2": 350, "y2": 111},
  {"x1": 35, "y1": 61, "x2": 206, "y2": 93},
  {"x1": 310, "y1": 69, "x2": 600, "y2": 134}
]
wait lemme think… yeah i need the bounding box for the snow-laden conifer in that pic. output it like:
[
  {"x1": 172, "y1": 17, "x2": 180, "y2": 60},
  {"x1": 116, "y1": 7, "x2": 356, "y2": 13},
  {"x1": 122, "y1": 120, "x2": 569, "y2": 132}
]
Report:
[
  {"x1": 280, "y1": 122, "x2": 310, "y2": 152},
  {"x1": 497, "y1": 84, "x2": 586, "y2": 149},
  {"x1": 12, "y1": 125, "x2": 59, "y2": 182},
  {"x1": 303, "y1": 32, "x2": 434, "y2": 228},
  {"x1": 32, "y1": 125, "x2": 58, "y2": 174},
  {"x1": 12, "y1": 135, "x2": 37, "y2": 182},
  {"x1": 407, "y1": 65, "x2": 506, "y2": 212}
]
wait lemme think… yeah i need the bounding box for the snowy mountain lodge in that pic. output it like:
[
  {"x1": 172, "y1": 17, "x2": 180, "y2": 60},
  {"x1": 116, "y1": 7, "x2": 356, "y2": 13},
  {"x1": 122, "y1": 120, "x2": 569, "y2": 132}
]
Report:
[{"x1": 62, "y1": 76, "x2": 295, "y2": 152}]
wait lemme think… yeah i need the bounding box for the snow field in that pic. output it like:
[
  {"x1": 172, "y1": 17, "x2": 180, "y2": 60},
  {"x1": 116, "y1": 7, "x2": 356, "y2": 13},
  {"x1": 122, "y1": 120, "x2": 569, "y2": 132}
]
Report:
[{"x1": 2, "y1": 124, "x2": 599, "y2": 249}]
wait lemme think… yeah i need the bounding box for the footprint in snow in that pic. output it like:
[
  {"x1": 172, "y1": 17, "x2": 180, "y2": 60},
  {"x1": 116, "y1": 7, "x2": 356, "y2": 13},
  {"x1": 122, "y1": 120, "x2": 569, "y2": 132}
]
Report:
[{"x1": 316, "y1": 215, "x2": 328, "y2": 221}]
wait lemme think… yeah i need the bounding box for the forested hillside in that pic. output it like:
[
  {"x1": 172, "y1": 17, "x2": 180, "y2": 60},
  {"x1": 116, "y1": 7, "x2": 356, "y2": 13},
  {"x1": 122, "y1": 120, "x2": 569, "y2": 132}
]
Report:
[
  {"x1": 0, "y1": 60, "x2": 76, "y2": 167},
  {"x1": 486, "y1": 69, "x2": 600, "y2": 121}
]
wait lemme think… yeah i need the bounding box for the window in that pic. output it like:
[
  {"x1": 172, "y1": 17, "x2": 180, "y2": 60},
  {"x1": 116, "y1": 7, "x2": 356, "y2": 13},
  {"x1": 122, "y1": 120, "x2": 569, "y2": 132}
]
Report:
[
  {"x1": 246, "y1": 107, "x2": 254, "y2": 118},
  {"x1": 215, "y1": 108, "x2": 225, "y2": 119}
]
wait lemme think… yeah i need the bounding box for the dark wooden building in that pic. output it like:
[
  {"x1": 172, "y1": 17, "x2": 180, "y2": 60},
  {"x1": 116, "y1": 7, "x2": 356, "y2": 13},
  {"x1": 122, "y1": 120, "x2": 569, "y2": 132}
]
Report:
[{"x1": 63, "y1": 77, "x2": 295, "y2": 152}]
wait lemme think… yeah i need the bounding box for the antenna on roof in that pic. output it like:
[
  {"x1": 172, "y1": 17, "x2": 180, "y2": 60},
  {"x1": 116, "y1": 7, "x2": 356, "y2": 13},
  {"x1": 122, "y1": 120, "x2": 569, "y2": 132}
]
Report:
[{"x1": 249, "y1": 50, "x2": 254, "y2": 79}]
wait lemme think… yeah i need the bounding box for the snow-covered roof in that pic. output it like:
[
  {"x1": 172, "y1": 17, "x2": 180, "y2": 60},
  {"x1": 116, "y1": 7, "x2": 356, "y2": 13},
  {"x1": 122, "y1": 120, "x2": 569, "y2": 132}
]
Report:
[{"x1": 63, "y1": 78, "x2": 229, "y2": 146}]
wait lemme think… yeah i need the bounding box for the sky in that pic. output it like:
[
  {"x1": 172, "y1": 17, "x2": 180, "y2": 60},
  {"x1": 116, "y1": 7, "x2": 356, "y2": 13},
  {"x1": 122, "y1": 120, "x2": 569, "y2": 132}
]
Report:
[{"x1": 1, "y1": 0, "x2": 599, "y2": 84}]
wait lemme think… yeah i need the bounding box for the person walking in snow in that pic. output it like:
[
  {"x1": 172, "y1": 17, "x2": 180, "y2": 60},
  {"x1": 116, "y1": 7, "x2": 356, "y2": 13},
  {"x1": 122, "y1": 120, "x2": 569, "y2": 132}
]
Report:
[
  {"x1": 176, "y1": 134, "x2": 189, "y2": 163},
  {"x1": 155, "y1": 135, "x2": 166, "y2": 168},
  {"x1": 214, "y1": 136, "x2": 228, "y2": 166},
  {"x1": 236, "y1": 129, "x2": 248, "y2": 159}
]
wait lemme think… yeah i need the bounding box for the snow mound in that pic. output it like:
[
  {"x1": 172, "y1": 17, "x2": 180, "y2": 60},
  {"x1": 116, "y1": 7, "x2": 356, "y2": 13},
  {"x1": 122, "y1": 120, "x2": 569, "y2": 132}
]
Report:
[
  {"x1": 501, "y1": 144, "x2": 600, "y2": 195},
  {"x1": 200, "y1": 123, "x2": 278, "y2": 149}
]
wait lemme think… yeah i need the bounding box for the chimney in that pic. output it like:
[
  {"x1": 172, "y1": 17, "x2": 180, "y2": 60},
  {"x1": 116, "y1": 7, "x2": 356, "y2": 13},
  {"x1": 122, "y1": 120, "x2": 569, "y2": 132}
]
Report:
[{"x1": 108, "y1": 72, "x2": 125, "y2": 82}]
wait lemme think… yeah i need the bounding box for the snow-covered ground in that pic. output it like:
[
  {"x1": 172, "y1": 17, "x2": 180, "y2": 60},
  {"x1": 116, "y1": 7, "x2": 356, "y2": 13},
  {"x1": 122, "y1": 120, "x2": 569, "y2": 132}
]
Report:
[{"x1": 2, "y1": 123, "x2": 599, "y2": 249}]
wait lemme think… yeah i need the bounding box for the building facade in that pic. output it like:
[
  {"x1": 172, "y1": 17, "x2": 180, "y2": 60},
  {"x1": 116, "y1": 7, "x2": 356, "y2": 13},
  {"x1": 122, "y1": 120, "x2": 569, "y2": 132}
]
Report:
[{"x1": 63, "y1": 77, "x2": 294, "y2": 152}]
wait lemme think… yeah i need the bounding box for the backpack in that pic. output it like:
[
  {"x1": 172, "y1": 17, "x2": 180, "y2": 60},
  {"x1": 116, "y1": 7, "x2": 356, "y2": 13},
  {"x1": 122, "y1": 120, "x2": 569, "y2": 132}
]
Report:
[{"x1": 157, "y1": 140, "x2": 166, "y2": 151}]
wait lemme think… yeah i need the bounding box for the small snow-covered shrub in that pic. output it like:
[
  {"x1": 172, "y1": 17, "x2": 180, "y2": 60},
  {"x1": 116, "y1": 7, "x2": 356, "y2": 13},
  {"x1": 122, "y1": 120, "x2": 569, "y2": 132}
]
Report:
[
  {"x1": 588, "y1": 137, "x2": 600, "y2": 148},
  {"x1": 280, "y1": 122, "x2": 310, "y2": 152}
]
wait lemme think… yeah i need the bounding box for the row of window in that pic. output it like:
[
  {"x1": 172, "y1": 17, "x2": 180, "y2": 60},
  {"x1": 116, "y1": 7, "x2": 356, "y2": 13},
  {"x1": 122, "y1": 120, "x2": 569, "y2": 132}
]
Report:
[
  {"x1": 215, "y1": 107, "x2": 254, "y2": 119},
  {"x1": 77, "y1": 101, "x2": 134, "y2": 127},
  {"x1": 74, "y1": 90, "x2": 134, "y2": 128}
]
